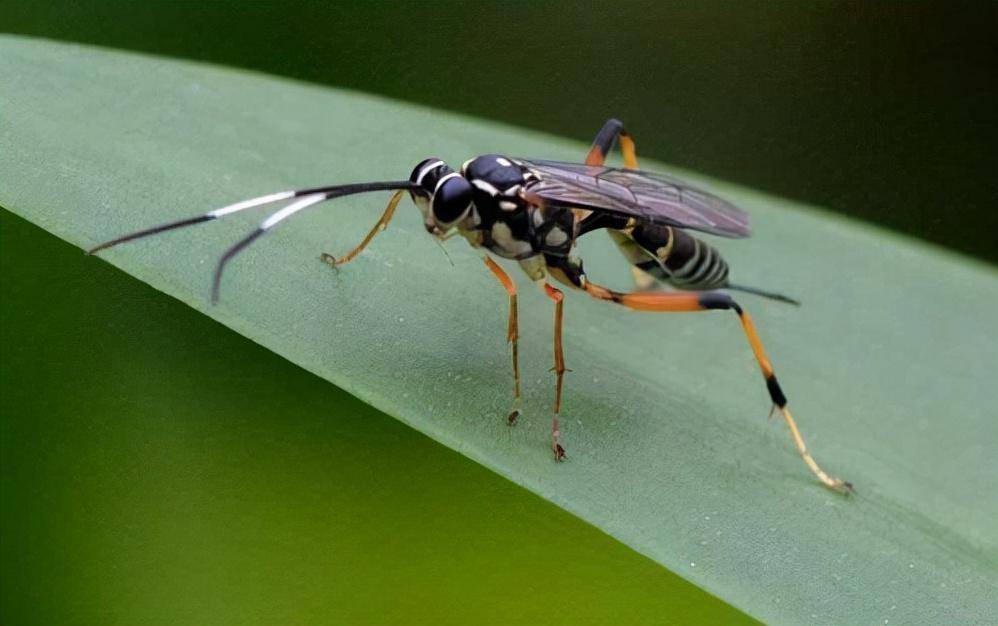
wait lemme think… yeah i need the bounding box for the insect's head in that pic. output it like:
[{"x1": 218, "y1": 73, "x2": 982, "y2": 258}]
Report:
[{"x1": 409, "y1": 158, "x2": 474, "y2": 235}]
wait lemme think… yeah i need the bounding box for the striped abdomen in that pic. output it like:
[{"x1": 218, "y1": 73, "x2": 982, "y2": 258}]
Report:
[{"x1": 609, "y1": 224, "x2": 729, "y2": 290}]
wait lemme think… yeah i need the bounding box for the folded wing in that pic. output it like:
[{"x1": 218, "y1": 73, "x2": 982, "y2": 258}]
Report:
[{"x1": 517, "y1": 158, "x2": 751, "y2": 238}]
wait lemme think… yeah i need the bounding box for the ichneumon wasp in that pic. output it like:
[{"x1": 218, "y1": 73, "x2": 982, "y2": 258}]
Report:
[{"x1": 89, "y1": 118, "x2": 852, "y2": 493}]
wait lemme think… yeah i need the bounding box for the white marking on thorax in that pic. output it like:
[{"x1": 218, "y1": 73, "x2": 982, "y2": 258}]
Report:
[
  {"x1": 531, "y1": 208, "x2": 545, "y2": 227},
  {"x1": 491, "y1": 221, "x2": 533, "y2": 256},
  {"x1": 518, "y1": 255, "x2": 548, "y2": 282},
  {"x1": 544, "y1": 227, "x2": 569, "y2": 247},
  {"x1": 471, "y1": 179, "x2": 500, "y2": 196}
]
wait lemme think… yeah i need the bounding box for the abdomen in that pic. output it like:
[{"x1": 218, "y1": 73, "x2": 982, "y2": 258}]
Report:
[{"x1": 609, "y1": 224, "x2": 729, "y2": 291}]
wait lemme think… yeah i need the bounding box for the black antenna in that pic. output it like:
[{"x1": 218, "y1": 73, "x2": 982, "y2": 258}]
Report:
[
  {"x1": 87, "y1": 214, "x2": 216, "y2": 255},
  {"x1": 87, "y1": 189, "x2": 298, "y2": 255},
  {"x1": 88, "y1": 180, "x2": 419, "y2": 303}
]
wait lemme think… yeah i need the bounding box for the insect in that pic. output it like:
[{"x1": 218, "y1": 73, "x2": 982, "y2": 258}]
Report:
[{"x1": 89, "y1": 118, "x2": 852, "y2": 493}]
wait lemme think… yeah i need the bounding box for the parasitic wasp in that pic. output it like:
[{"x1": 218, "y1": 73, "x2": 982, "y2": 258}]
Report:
[{"x1": 89, "y1": 119, "x2": 852, "y2": 493}]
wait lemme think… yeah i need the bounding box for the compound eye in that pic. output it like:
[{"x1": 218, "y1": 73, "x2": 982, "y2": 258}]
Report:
[{"x1": 432, "y1": 176, "x2": 473, "y2": 225}]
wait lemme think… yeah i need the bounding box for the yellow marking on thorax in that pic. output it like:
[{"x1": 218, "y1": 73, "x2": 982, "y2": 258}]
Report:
[
  {"x1": 655, "y1": 227, "x2": 675, "y2": 261},
  {"x1": 459, "y1": 228, "x2": 484, "y2": 248}
]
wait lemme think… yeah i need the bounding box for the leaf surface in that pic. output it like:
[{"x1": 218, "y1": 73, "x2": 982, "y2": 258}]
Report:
[{"x1": 2, "y1": 36, "x2": 996, "y2": 624}]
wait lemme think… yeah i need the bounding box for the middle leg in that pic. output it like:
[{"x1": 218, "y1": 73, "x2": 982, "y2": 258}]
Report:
[
  {"x1": 543, "y1": 282, "x2": 568, "y2": 461},
  {"x1": 483, "y1": 256, "x2": 521, "y2": 425},
  {"x1": 516, "y1": 256, "x2": 570, "y2": 459}
]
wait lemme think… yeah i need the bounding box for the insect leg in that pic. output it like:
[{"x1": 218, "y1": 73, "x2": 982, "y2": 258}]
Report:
[
  {"x1": 483, "y1": 256, "x2": 521, "y2": 425},
  {"x1": 583, "y1": 281, "x2": 852, "y2": 493},
  {"x1": 543, "y1": 282, "x2": 568, "y2": 461},
  {"x1": 585, "y1": 120, "x2": 662, "y2": 289},
  {"x1": 321, "y1": 190, "x2": 406, "y2": 267},
  {"x1": 585, "y1": 118, "x2": 639, "y2": 169}
]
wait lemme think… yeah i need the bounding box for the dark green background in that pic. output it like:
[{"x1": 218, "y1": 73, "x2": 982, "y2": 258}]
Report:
[{"x1": 4, "y1": 1, "x2": 996, "y2": 263}]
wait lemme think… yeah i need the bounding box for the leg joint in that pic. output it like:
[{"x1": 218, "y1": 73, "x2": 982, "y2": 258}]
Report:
[
  {"x1": 697, "y1": 291, "x2": 740, "y2": 312},
  {"x1": 766, "y1": 375, "x2": 788, "y2": 408}
]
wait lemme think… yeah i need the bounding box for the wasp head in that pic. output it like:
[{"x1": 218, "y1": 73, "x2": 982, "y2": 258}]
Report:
[{"x1": 409, "y1": 158, "x2": 474, "y2": 235}]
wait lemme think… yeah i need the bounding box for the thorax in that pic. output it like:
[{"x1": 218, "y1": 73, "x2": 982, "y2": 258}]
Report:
[{"x1": 461, "y1": 155, "x2": 578, "y2": 259}]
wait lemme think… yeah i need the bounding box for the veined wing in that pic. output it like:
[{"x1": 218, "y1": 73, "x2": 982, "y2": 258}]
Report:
[{"x1": 516, "y1": 158, "x2": 751, "y2": 238}]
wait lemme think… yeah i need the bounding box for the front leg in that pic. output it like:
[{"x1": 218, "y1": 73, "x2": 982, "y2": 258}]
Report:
[{"x1": 320, "y1": 190, "x2": 405, "y2": 267}]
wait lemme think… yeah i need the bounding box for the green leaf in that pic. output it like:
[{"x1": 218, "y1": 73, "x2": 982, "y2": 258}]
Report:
[
  {"x1": 2, "y1": 36, "x2": 996, "y2": 624},
  {"x1": 1, "y1": 209, "x2": 757, "y2": 626}
]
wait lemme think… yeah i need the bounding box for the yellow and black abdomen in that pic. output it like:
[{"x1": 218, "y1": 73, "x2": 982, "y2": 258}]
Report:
[{"x1": 609, "y1": 223, "x2": 729, "y2": 291}]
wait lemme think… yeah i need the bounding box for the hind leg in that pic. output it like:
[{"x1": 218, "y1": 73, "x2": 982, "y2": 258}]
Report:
[
  {"x1": 585, "y1": 120, "x2": 670, "y2": 290},
  {"x1": 586, "y1": 118, "x2": 640, "y2": 169},
  {"x1": 590, "y1": 282, "x2": 851, "y2": 492},
  {"x1": 549, "y1": 254, "x2": 851, "y2": 493}
]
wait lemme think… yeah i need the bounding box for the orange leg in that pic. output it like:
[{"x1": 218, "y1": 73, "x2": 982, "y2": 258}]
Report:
[
  {"x1": 586, "y1": 120, "x2": 662, "y2": 290},
  {"x1": 585, "y1": 118, "x2": 640, "y2": 169},
  {"x1": 483, "y1": 257, "x2": 521, "y2": 424},
  {"x1": 320, "y1": 190, "x2": 405, "y2": 267},
  {"x1": 543, "y1": 283, "x2": 569, "y2": 460},
  {"x1": 585, "y1": 281, "x2": 852, "y2": 493}
]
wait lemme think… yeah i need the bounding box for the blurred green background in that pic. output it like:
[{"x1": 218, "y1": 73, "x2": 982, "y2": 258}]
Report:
[
  {"x1": 2, "y1": 2, "x2": 995, "y2": 623},
  {"x1": 1, "y1": 210, "x2": 756, "y2": 624},
  {"x1": 3, "y1": 0, "x2": 996, "y2": 263}
]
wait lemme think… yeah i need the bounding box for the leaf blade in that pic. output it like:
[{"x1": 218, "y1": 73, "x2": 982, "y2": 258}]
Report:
[{"x1": 2, "y1": 36, "x2": 996, "y2": 624}]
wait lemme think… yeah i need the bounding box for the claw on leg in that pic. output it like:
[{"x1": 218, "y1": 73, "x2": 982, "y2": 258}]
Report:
[
  {"x1": 543, "y1": 283, "x2": 569, "y2": 460},
  {"x1": 320, "y1": 252, "x2": 339, "y2": 268},
  {"x1": 581, "y1": 280, "x2": 852, "y2": 492},
  {"x1": 777, "y1": 405, "x2": 853, "y2": 494},
  {"x1": 507, "y1": 405, "x2": 520, "y2": 426},
  {"x1": 483, "y1": 256, "x2": 522, "y2": 427},
  {"x1": 552, "y1": 416, "x2": 565, "y2": 461},
  {"x1": 320, "y1": 190, "x2": 404, "y2": 269}
]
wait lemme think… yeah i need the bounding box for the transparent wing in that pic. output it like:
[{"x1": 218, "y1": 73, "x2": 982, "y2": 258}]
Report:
[{"x1": 516, "y1": 158, "x2": 751, "y2": 238}]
